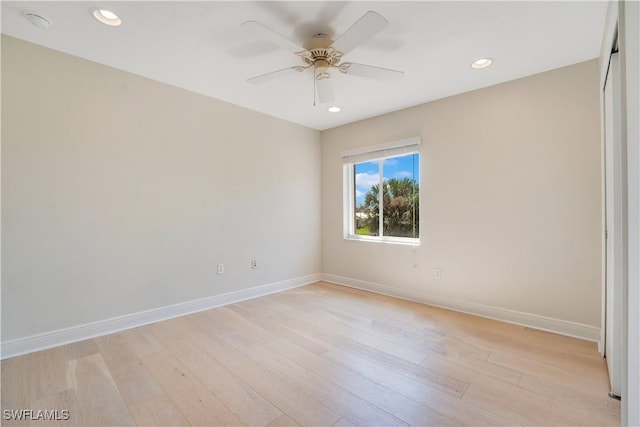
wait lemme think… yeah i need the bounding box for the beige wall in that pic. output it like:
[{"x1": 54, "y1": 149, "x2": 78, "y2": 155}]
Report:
[
  {"x1": 322, "y1": 60, "x2": 602, "y2": 326},
  {"x1": 1, "y1": 36, "x2": 322, "y2": 341}
]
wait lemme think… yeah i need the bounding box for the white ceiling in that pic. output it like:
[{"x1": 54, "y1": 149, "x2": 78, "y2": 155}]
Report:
[{"x1": 1, "y1": 1, "x2": 607, "y2": 130}]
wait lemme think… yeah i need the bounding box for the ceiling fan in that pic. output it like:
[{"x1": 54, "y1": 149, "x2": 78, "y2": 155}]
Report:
[{"x1": 242, "y1": 11, "x2": 403, "y2": 105}]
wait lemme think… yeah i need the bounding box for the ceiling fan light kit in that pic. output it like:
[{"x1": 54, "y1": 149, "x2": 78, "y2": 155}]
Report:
[{"x1": 244, "y1": 11, "x2": 404, "y2": 106}]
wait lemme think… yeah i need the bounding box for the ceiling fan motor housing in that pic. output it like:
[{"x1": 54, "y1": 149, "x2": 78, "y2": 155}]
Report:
[{"x1": 299, "y1": 34, "x2": 344, "y2": 70}]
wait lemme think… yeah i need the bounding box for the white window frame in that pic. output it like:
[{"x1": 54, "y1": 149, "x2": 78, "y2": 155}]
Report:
[{"x1": 342, "y1": 137, "x2": 421, "y2": 246}]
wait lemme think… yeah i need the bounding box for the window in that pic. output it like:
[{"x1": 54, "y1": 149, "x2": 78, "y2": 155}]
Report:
[{"x1": 343, "y1": 138, "x2": 421, "y2": 244}]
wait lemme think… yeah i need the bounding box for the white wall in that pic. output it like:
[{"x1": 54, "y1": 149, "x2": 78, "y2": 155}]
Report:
[
  {"x1": 1, "y1": 36, "x2": 322, "y2": 341},
  {"x1": 322, "y1": 60, "x2": 602, "y2": 330}
]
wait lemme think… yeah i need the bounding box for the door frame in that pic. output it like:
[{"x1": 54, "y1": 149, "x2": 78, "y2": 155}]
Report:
[{"x1": 603, "y1": 50, "x2": 624, "y2": 397}]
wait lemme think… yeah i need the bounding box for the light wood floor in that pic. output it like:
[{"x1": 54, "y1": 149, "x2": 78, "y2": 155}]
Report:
[{"x1": 1, "y1": 282, "x2": 620, "y2": 426}]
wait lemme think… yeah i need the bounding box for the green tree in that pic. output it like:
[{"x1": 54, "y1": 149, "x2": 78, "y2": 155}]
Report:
[{"x1": 359, "y1": 178, "x2": 419, "y2": 238}]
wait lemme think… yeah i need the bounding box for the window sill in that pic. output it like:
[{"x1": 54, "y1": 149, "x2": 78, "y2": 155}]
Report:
[{"x1": 344, "y1": 234, "x2": 420, "y2": 246}]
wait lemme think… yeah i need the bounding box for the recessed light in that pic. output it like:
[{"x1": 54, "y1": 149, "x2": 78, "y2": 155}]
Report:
[
  {"x1": 328, "y1": 106, "x2": 341, "y2": 113},
  {"x1": 92, "y1": 9, "x2": 121, "y2": 26},
  {"x1": 471, "y1": 58, "x2": 493, "y2": 69},
  {"x1": 23, "y1": 12, "x2": 52, "y2": 29}
]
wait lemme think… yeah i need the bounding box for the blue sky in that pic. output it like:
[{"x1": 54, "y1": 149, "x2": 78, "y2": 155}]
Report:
[{"x1": 354, "y1": 153, "x2": 419, "y2": 206}]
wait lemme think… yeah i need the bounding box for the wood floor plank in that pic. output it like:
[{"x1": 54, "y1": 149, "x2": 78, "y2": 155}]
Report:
[
  {"x1": 246, "y1": 339, "x2": 410, "y2": 426},
  {"x1": 128, "y1": 393, "x2": 189, "y2": 426},
  {"x1": 196, "y1": 306, "x2": 278, "y2": 351},
  {"x1": 488, "y1": 349, "x2": 611, "y2": 397},
  {"x1": 121, "y1": 326, "x2": 164, "y2": 358},
  {"x1": 94, "y1": 333, "x2": 139, "y2": 370},
  {"x1": 95, "y1": 331, "x2": 165, "y2": 408},
  {"x1": 435, "y1": 336, "x2": 493, "y2": 361},
  {"x1": 266, "y1": 414, "x2": 300, "y2": 427},
  {"x1": 67, "y1": 353, "x2": 135, "y2": 426},
  {"x1": 229, "y1": 303, "x2": 331, "y2": 355},
  {"x1": 255, "y1": 300, "x2": 469, "y2": 399},
  {"x1": 264, "y1": 295, "x2": 432, "y2": 365},
  {"x1": 108, "y1": 360, "x2": 164, "y2": 407},
  {"x1": 326, "y1": 347, "x2": 467, "y2": 400},
  {"x1": 302, "y1": 285, "x2": 438, "y2": 332},
  {"x1": 455, "y1": 323, "x2": 609, "y2": 380},
  {"x1": 517, "y1": 372, "x2": 620, "y2": 425},
  {"x1": 318, "y1": 346, "x2": 512, "y2": 426},
  {"x1": 29, "y1": 347, "x2": 69, "y2": 402},
  {"x1": 462, "y1": 370, "x2": 619, "y2": 427},
  {"x1": 463, "y1": 380, "x2": 575, "y2": 426},
  {"x1": 419, "y1": 350, "x2": 522, "y2": 386},
  {"x1": 1, "y1": 355, "x2": 31, "y2": 427},
  {"x1": 332, "y1": 417, "x2": 358, "y2": 427},
  {"x1": 182, "y1": 316, "x2": 343, "y2": 427},
  {"x1": 151, "y1": 319, "x2": 283, "y2": 426},
  {"x1": 64, "y1": 339, "x2": 99, "y2": 361},
  {"x1": 286, "y1": 292, "x2": 492, "y2": 362},
  {"x1": 260, "y1": 337, "x2": 464, "y2": 427},
  {"x1": 521, "y1": 327, "x2": 598, "y2": 354},
  {"x1": 311, "y1": 307, "x2": 449, "y2": 356},
  {"x1": 308, "y1": 282, "x2": 434, "y2": 318},
  {"x1": 142, "y1": 350, "x2": 242, "y2": 426},
  {"x1": 429, "y1": 305, "x2": 527, "y2": 337},
  {"x1": 30, "y1": 389, "x2": 82, "y2": 426},
  {"x1": 0, "y1": 281, "x2": 618, "y2": 427}
]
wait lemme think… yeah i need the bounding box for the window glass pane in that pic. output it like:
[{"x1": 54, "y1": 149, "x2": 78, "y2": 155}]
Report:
[
  {"x1": 382, "y1": 154, "x2": 419, "y2": 238},
  {"x1": 354, "y1": 161, "x2": 380, "y2": 236}
]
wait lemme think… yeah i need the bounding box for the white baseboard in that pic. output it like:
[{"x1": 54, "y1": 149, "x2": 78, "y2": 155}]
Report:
[
  {"x1": 1, "y1": 272, "x2": 601, "y2": 359},
  {"x1": 322, "y1": 274, "x2": 601, "y2": 342},
  {"x1": 1, "y1": 274, "x2": 321, "y2": 360}
]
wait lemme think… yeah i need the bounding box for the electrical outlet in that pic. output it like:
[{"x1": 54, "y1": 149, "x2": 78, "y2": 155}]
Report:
[
  {"x1": 434, "y1": 268, "x2": 442, "y2": 279},
  {"x1": 217, "y1": 263, "x2": 224, "y2": 275},
  {"x1": 251, "y1": 258, "x2": 258, "y2": 269}
]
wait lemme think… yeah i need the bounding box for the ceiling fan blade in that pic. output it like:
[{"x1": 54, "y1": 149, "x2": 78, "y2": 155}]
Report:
[
  {"x1": 341, "y1": 63, "x2": 404, "y2": 81},
  {"x1": 331, "y1": 11, "x2": 388, "y2": 55},
  {"x1": 242, "y1": 20, "x2": 306, "y2": 54},
  {"x1": 247, "y1": 67, "x2": 301, "y2": 84},
  {"x1": 316, "y1": 76, "x2": 334, "y2": 104}
]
